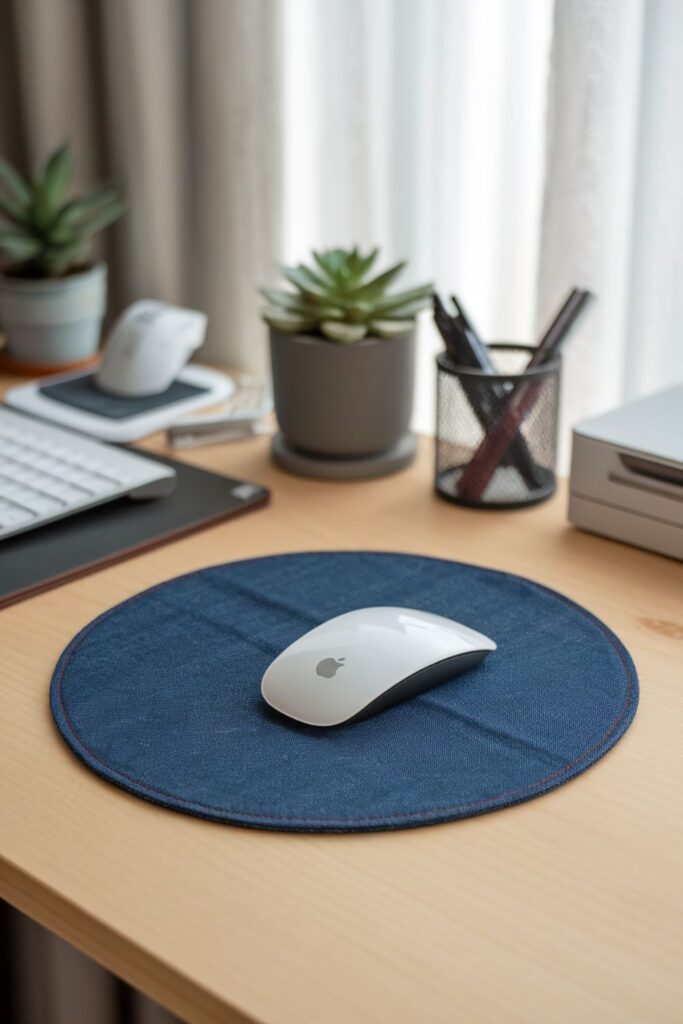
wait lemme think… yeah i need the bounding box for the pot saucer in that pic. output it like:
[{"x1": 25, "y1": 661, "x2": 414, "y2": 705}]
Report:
[
  {"x1": 272, "y1": 431, "x2": 417, "y2": 480},
  {"x1": 0, "y1": 347, "x2": 99, "y2": 377}
]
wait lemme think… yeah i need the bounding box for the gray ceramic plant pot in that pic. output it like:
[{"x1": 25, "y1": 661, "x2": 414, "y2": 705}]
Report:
[
  {"x1": 0, "y1": 262, "x2": 107, "y2": 365},
  {"x1": 269, "y1": 328, "x2": 415, "y2": 457}
]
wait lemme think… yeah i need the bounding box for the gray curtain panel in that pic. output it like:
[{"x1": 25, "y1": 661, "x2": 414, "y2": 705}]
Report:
[{"x1": 0, "y1": 0, "x2": 282, "y2": 371}]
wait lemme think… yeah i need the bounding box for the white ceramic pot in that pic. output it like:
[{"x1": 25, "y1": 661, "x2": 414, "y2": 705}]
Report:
[{"x1": 0, "y1": 262, "x2": 107, "y2": 365}]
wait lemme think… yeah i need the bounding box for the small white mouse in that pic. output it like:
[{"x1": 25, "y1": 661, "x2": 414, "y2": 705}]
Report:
[
  {"x1": 261, "y1": 607, "x2": 496, "y2": 727},
  {"x1": 96, "y1": 300, "x2": 207, "y2": 397}
]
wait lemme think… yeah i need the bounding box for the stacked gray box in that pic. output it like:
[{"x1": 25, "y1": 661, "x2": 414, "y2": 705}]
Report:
[{"x1": 569, "y1": 386, "x2": 683, "y2": 560}]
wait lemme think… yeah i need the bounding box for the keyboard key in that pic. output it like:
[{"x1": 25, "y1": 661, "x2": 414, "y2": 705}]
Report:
[
  {"x1": 0, "y1": 505, "x2": 35, "y2": 527},
  {"x1": 12, "y1": 492, "x2": 63, "y2": 515},
  {"x1": 53, "y1": 467, "x2": 98, "y2": 489},
  {"x1": 0, "y1": 482, "x2": 30, "y2": 500},
  {"x1": 47, "y1": 482, "x2": 89, "y2": 502}
]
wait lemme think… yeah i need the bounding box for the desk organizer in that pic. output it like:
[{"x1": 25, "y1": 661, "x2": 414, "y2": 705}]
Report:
[
  {"x1": 50, "y1": 552, "x2": 638, "y2": 832},
  {"x1": 435, "y1": 345, "x2": 560, "y2": 509}
]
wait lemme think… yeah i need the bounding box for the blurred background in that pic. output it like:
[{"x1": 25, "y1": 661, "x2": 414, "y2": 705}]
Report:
[
  {"x1": 1, "y1": 0, "x2": 682, "y2": 1021},
  {"x1": 2, "y1": 0, "x2": 682, "y2": 450}
]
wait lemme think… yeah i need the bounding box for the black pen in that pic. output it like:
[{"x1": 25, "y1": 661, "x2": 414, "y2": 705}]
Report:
[
  {"x1": 450, "y1": 294, "x2": 496, "y2": 373},
  {"x1": 529, "y1": 289, "x2": 594, "y2": 368}
]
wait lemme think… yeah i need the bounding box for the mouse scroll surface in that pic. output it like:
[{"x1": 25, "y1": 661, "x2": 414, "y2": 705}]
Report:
[{"x1": 261, "y1": 607, "x2": 496, "y2": 727}]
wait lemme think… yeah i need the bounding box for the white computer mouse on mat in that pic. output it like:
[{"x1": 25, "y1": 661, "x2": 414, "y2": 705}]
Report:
[
  {"x1": 261, "y1": 606, "x2": 496, "y2": 727},
  {"x1": 97, "y1": 299, "x2": 207, "y2": 397}
]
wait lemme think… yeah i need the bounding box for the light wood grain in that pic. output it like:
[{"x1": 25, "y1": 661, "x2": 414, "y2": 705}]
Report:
[{"x1": 1, "y1": 378, "x2": 682, "y2": 1024}]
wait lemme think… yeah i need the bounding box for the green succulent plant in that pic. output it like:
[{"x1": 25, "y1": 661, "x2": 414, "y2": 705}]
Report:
[
  {"x1": 260, "y1": 247, "x2": 432, "y2": 343},
  {"x1": 0, "y1": 142, "x2": 124, "y2": 278}
]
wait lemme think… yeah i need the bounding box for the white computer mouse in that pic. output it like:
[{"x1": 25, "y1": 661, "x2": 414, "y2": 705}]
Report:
[
  {"x1": 96, "y1": 300, "x2": 207, "y2": 397},
  {"x1": 261, "y1": 606, "x2": 497, "y2": 727}
]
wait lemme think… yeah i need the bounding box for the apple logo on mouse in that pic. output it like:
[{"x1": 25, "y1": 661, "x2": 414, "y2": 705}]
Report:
[{"x1": 316, "y1": 657, "x2": 345, "y2": 679}]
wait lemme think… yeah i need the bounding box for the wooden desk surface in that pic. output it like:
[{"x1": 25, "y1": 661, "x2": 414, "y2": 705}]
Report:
[{"x1": 1, "y1": 391, "x2": 681, "y2": 1023}]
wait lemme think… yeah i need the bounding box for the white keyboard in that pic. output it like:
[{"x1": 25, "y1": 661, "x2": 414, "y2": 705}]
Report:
[{"x1": 0, "y1": 407, "x2": 176, "y2": 541}]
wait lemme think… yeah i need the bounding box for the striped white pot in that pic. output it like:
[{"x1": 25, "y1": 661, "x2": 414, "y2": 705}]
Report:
[{"x1": 0, "y1": 262, "x2": 107, "y2": 365}]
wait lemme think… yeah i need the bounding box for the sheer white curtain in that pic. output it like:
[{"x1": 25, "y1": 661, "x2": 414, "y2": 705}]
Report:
[
  {"x1": 539, "y1": 0, "x2": 683, "y2": 460},
  {"x1": 279, "y1": 0, "x2": 553, "y2": 433}
]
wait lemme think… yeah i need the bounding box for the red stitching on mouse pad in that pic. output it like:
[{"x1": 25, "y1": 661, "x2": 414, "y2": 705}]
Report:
[{"x1": 51, "y1": 553, "x2": 638, "y2": 828}]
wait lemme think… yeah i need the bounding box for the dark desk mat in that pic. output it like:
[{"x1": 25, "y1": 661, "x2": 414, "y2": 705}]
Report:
[
  {"x1": 40, "y1": 374, "x2": 208, "y2": 419},
  {"x1": 0, "y1": 456, "x2": 269, "y2": 607},
  {"x1": 50, "y1": 553, "x2": 638, "y2": 832}
]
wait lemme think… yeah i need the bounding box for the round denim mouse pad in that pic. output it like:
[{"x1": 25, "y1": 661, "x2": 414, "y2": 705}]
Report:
[{"x1": 50, "y1": 552, "x2": 638, "y2": 832}]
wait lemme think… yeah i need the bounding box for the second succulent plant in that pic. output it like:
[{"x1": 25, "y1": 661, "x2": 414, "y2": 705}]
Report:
[
  {"x1": 0, "y1": 143, "x2": 124, "y2": 278},
  {"x1": 261, "y1": 247, "x2": 432, "y2": 343}
]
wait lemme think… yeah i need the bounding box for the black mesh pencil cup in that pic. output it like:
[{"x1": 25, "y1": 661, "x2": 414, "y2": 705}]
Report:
[{"x1": 435, "y1": 344, "x2": 561, "y2": 509}]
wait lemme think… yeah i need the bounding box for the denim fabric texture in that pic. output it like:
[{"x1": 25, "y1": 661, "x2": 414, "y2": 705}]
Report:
[{"x1": 50, "y1": 552, "x2": 639, "y2": 832}]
